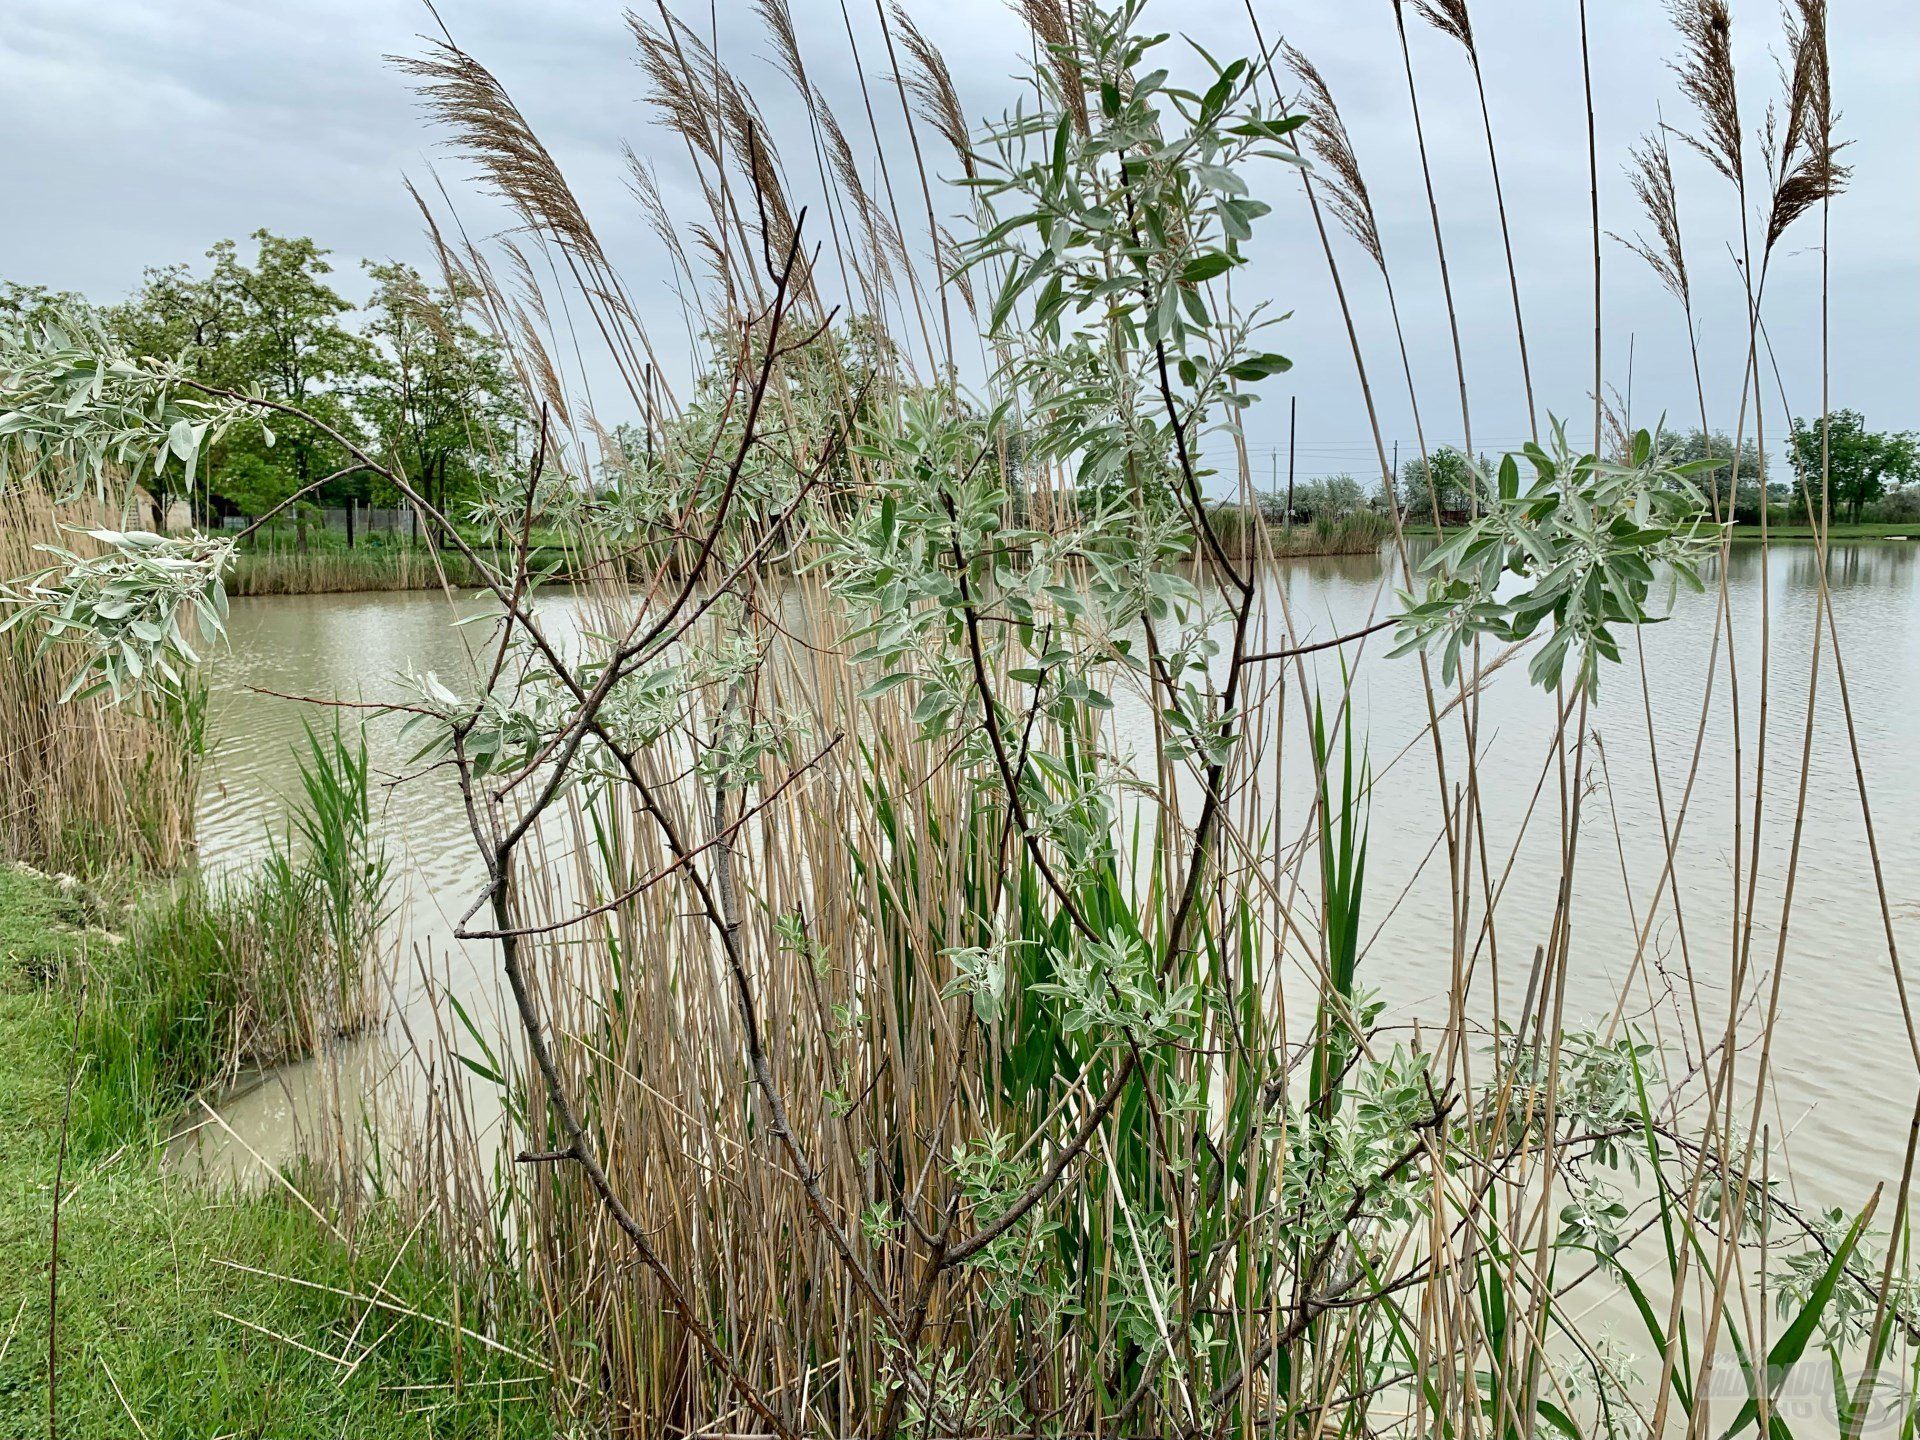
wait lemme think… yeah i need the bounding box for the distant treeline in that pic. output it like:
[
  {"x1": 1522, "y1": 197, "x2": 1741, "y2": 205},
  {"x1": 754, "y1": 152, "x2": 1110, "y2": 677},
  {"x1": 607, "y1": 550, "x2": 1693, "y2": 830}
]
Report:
[
  {"x1": 8, "y1": 234, "x2": 1916, "y2": 537},
  {"x1": 1229, "y1": 416, "x2": 1919, "y2": 527}
]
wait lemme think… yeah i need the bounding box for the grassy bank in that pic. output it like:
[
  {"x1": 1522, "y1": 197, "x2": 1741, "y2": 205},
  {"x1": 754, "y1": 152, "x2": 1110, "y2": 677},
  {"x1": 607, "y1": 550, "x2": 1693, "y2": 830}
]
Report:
[
  {"x1": 0, "y1": 731, "x2": 541, "y2": 1434},
  {"x1": 1727, "y1": 520, "x2": 1919, "y2": 539},
  {"x1": 67, "y1": 728, "x2": 390, "y2": 1154},
  {"x1": 0, "y1": 862, "x2": 544, "y2": 1438},
  {"x1": 1399, "y1": 519, "x2": 1920, "y2": 541}
]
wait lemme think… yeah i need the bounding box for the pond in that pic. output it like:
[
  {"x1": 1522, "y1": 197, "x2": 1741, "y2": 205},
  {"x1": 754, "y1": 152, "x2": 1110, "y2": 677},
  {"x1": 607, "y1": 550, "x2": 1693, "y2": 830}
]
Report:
[{"x1": 172, "y1": 541, "x2": 1920, "y2": 1224}]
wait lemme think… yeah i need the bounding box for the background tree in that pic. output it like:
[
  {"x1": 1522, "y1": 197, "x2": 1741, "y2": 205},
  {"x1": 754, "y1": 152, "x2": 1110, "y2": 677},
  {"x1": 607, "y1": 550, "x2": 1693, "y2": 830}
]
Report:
[
  {"x1": 1789, "y1": 409, "x2": 1920, "y2": 523},
  {"x1": 0, "y1": 282, "x2": 88, "y2": 329},
  {"x1": 1264, "y1": 472, "x2": 1367, "y2": 522},
  {"x1": 1395, "y1": 445, "x2": 1484, "y2": 522},
  {"x1": 356, "y1": 262, "x2": 524, "y2": 544},
  {"x1": 1668, "y1": 427, "x2": 1767, "y2": 522},
  {"x1": 108, "y1": 232, "x2": 369, "y2": 531}
]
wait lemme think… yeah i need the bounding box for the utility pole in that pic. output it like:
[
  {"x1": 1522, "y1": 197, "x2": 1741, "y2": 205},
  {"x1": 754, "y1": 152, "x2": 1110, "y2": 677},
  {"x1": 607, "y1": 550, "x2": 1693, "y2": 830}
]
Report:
[{"x1": 1285, "y1": 394, "x2": 1297, "y2": 532}]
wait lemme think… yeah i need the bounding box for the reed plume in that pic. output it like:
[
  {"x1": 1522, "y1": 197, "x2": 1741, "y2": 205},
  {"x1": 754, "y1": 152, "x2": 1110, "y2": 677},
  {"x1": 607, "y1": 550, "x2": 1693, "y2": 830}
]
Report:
[
  {"x1": 1015, "y1": 0, "x2": 1088, "y2": 132},
  {"x1": 1667, "y1": 0, "x2": 1743, "y2": 186},
  {"x1": 1280, "y1": 44, "x2": 1384, "y2": 270},
  {"x1": 1763, "y1": 0, "x2": 1847, "y2": 251},
  {"x1": 755, "y1": 0, "x2": 807, "y2": 92},
  {"x1": 391, "y1": 41, "x2": 604, "y2": 266},
  {"x1": 1411, "y1": 0, "x2": 1473, "y2": 52},
  {"x1": 624, "y1": 148, "x2": 697, "y2": 290},
  {"x1": 1615, "y1": 127, "x2": 1690, "y2": 305},
  {"x1": 816, "y1": 85, "x2": 906, "y2": 292},
  {"x1": 891, "y1": 4, "x2": 976, "y2": 179},
  {"x1": 630, "y1": 12, "x2": 804, "y2": 288}
]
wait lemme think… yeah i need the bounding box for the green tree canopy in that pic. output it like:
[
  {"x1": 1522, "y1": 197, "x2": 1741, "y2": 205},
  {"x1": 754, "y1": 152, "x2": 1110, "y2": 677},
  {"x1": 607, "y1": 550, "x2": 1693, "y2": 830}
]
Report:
[
  {"x1": 356, "y1": 262, "x2": 524, "y2": 540},
  {"x1": 1789, "y1": 410, "x2": 1920, "y2": 523},
  {"x1": 0, "y1": 282, "x2": 88, "y2": 330},
  {"x1": 1669, "y1": 427, "x2": 1768, "y2": 522},
  {"x1": 1263, "y1": 472, "x2": 1367, "y2": 521},
  {"x1": 9, "y1": 232, "x2": 535, "y2": 539},
  {"x1": 106, "y1": 231, "x2": 371, "y2": 521},
  {"x1": 1395, "y1": 446, "x2": 1486, "y2": 522}
]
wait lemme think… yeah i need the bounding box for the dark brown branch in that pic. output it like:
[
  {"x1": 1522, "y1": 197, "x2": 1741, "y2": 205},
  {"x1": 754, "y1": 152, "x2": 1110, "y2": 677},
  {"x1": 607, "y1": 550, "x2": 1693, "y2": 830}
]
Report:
[
  {"x1": 1243, "y1": 615, "x2": 1398, "y2": 664},
  {"x1": 458, "y1": 733, "x2": 842, "y2": 941}
]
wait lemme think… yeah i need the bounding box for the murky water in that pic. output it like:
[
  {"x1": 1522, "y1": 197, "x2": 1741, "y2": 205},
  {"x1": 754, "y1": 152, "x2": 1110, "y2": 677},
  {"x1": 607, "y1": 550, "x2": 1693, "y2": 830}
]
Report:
[{"x1": 172, "y1": 544, "x2": 1920, "y2": 1221}]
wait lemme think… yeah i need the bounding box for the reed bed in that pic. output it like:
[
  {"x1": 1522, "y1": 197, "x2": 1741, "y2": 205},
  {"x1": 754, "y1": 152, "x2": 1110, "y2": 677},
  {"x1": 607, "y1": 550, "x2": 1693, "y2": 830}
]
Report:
[
  {"x1": 354, "y1": 2, "x2": 1917, "y2": 1431},
  {"x1": 1206, "y1": 505, "x2": 1397, "y2": 561},
  {"x1": 0, "y1": 484, "x2": 201, "y2": 875},
  {"x1": 227, "y1": 545, "x2": 483, "y2": 596}
]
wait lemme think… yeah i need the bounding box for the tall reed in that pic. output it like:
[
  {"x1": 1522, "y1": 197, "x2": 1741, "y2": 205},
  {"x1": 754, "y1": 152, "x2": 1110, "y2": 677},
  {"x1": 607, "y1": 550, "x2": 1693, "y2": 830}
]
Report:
[
  {"x1": 1205, "y1": 502, "x2": 1395, "y2": 561},
  {"x1": 0, "y1": 483, "x2": 202, "y2": 875}
]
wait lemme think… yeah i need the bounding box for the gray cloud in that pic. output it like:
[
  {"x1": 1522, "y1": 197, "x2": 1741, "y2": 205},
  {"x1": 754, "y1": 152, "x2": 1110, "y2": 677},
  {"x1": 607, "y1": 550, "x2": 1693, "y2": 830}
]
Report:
[{"x1": 2, "y1": 0, "x2": 1913, "y2": 478}]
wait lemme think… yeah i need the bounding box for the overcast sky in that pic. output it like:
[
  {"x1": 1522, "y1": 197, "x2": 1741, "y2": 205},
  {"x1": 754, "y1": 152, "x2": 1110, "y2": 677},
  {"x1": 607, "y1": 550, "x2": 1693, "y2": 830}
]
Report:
[{"x1": 3, "y1": 0, "x2": 1914, "y2": 480}]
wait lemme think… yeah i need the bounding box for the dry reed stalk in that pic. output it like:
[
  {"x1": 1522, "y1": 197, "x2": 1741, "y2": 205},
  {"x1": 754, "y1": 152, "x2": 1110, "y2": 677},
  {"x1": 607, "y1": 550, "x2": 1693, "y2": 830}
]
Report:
[
  {"x1": 1387, "y1": 0, "x2": 1474, "y2": 458},
  {"x1": 0, "y1": 484, "x2": 199, "y2": 875}
]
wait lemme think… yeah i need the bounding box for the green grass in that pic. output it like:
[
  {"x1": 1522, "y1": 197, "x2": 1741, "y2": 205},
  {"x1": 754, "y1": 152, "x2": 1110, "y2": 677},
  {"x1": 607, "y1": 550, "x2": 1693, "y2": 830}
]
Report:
[
  {"x1": 1726, "y1": 520, "x2": 1920, "y2": 539},
  {"x1": 66, "y1": 876, "x2": 308, "y2": 1154},
  {"x1": 68, "y1": 727, "x2": 390, "y2": 1156},
  {"x1": 1400, "y1": 519, "x2": 1920, "y2": 541},
  {"x1": 0, "y1": 863, "x2": 551, "y2": 1438}
]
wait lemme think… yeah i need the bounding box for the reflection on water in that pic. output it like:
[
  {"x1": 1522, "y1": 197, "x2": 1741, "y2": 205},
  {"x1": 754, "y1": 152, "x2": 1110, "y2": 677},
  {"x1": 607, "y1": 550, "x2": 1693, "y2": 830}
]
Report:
[{"x1": 178, "y1": 543, "x2": 1920, "y2": 1212}]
